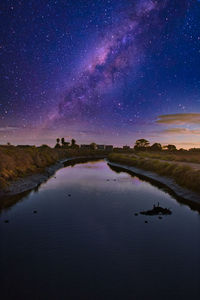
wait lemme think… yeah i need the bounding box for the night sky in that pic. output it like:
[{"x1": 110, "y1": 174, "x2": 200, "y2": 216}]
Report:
[{"x1": 1, "y1": 0, "x2": 200, "y2": 148}]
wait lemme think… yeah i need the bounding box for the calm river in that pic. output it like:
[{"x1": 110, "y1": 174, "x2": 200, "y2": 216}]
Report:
[{"x1": 0, "y1": 160, "x2": 199, "y2": 299}]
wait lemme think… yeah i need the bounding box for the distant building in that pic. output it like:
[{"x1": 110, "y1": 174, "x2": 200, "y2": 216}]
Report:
[
  {"x1": 113, "y1": 147, "x2": 123, "y2": 151},
  {"x1": 123, "y1": 145, "x2": 130, "y2": 150},
  {"x1": 97, "y1": 145, "x2": 105, "y2": 150},
  {"x1": 71, "y1": 144, "x2": 79, "y2": 149},
  {"x1": 105, "y1": 145, "x2": 113, "y2": 151},
  {"x1": 80, "y1": 144, "x2": 90, "y2": 149},
  {"x1": 62, "y1": 142, "x2": 70, "y2": 148}
]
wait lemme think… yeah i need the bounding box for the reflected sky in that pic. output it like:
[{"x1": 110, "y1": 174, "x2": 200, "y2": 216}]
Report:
[{"x1": 0, "y1": 161, "x2": 199, "y2": 299}]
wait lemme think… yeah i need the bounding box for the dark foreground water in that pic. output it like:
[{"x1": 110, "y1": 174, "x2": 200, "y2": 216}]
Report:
[{"x1": 0, "y1": 160, "x2": 199, "y2": 300}]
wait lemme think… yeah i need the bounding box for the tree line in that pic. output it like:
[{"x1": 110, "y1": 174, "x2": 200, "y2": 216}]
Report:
[
  {"x1": 134, "y1": 139, "x2": 177, "y2": 152},
  {"x1": 55, "y1": 138, "x2": 79, "y2": 149}
]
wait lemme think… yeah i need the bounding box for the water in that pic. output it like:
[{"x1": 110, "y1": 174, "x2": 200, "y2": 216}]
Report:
[{"x1": 0, "y1": 160, "x2": 199, "y2": 300}]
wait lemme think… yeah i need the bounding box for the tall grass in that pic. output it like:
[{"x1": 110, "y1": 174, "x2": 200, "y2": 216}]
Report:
[
  {"x1": 0, "y1": 146, "x2": 66, "y2": 188},
  {"x1": 136, "y1": 151, "x2": 200, "y2": 164},
  {"x1": 0, "y1": 146, "x2": 107, "y2": 189},
  {"x1": 108, "y1": 153, "x2": 200, "y2": 194}
]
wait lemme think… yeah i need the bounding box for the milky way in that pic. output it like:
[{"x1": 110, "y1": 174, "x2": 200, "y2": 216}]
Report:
[{"x1": 52, "y1": 0, "x2": 170, "y2": 125}]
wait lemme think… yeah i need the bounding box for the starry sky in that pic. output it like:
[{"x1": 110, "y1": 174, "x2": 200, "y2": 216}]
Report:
[{"x1": 0, "y1": 0, "x2": 200, "y2": 148}]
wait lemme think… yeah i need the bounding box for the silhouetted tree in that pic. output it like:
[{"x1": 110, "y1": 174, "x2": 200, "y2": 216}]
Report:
[
  {"x1": 134, "y1": 139, "x2": 150, "y2": 151},
  {"x1": 179, "y1": 148, "x2": 187, "y2": 152},
  {"x1": 40, "y1": 144, "x2": 50, "y2": 148},
  {"x1": 164, "y1": 144, "x2": 177, "y2": 151},
  {"x1": 90, "y1": 143, "x2": 97, "y2": 150},
  {"x1": 71, "y1": 138, "x2": 76, "y2": 147},
  {"x1": 55, "y1": 143, "x2": 61, "y2": 149},
  {"x1": 61, "y1": 138, "x2": 65, "y2": 145},
  {"x1": 150, "y1": 143, "x2": 162, "y2": 152},
  {"x1": 55, "y1": 138, "x2": 61, "y2": 148}
]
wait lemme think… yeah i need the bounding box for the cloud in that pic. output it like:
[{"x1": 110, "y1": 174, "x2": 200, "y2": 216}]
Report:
[
  {"x1": 161, "y1": 128, "x2": 200, "y2": 135},
  {"x1": 0, "y1": 126, "x2": 19, "y2": 132},
  {"x1": 156, "y1": 113, "x2": 200, "y2": 125}
]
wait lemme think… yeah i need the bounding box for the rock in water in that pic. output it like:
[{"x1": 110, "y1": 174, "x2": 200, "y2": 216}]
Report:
[{"x1": 140, "y1": 204, "x2": 172, "y2": 216}]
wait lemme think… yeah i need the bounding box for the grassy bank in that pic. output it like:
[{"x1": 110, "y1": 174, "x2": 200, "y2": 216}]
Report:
[
  {"x1": 0, "y1": 145, "x2": 107, "y2": 189},
  {"x1": 135, "y1": 151, "x2": 200, "y2": 164},
  {"x1": 108, "y1": 153, "x2": 200, "y2": 194}
]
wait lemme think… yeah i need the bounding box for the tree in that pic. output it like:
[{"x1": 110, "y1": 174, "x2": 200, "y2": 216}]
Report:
[
  {"x1": 164, "y1": 144, "x2": 177, "y2": 151},
  {"x1": 40, "y1": 144, "x2": 49, "y2": 148},
  {"x1": 150, "y1": 143, "x2": 162, "y2": 152},
  {"x1": 90, "y1": 143, "x2": 97, "y2": 150},
  {"x1": 179, "y1": 148, "x2": 187, "y2": 152},
  {"x1": 71, "y1": 138, "x2": 76, "y2": 147},
  {"x1": 55, "y1": 138, "x2": 61, "y2": 148},
  {"x1": 55, "y1": 143, "x2": 61, "y2": 148},
  {"x1": 134, "y1": 139, "x2": 150, "y2": 151},
  {"x1": 61, "y1": 137, "x2": 65, "y2": 145}
]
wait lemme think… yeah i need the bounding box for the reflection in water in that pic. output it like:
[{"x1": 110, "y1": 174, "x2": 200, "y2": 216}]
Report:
[
  {"x1": 1, "y1": 158, "x2": 199, "y2": 215},
  {"x1": 0, "y1": 160, "x2": 199, "y2": 300},
  {"x1": 0, "y1": 188, "x2": 34, "y2": 214},
  {"x1": 63, "y1": 156, "x2": 106, "y2": 167},
  {"x1": 0, "y1": 158, "x2": 104, "y2": 214},
  {"x1": 1, "y1": 160, "x2": 200, "y2": 214},
  {"x1": 108, "y1": 163, "x2": 200, "y2": 214}
]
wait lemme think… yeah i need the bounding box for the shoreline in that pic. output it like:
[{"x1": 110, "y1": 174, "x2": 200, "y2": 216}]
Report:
[
  {"x1": 0, "y1": 155, "x2": 106, "y2": 197},
  {"x1": 1, "y1": 155, "x2": 199, "y2": 212},
  {"x1": 107, "y1": 161, "x2": 200, "y2": 207}
]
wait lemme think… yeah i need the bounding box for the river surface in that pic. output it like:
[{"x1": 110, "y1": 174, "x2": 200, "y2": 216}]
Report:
[{"x1": 0, "y1": 160, "x2": 199, "y2": 300}]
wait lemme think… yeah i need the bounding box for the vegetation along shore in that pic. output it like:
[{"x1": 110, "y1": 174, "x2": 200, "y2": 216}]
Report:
[
  {"x1": 1, "y1": 137, "x2": 200, "y2": 206},
  {"x1": 0, "y1": 138, "x2": 108, "y2": 194},
  {"x1": 108, "y1": 153, "x2": 200, "y2": 199}
]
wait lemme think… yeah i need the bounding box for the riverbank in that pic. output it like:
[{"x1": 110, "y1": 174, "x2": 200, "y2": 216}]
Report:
[
  {"x1": 108, "y1": 153, "x2": 200, "y2": 206},
  {"x1": 0, "y1": 145, "x2": 107, "y2": 196},
  {"x1": 0, "y1": 145, "x2": 68, "y2": 190},
  {"x1": 0, "y1": 156, "x2": 106, "y2": 197}
]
